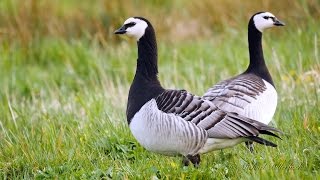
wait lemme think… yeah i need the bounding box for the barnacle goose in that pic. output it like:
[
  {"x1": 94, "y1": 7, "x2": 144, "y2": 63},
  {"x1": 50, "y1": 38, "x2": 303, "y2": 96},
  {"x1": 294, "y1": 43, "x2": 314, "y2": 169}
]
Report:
[
  {"x1": 114, "y1": 17, "x2": 282, "y2": 166},
  {"x1": 203, "y1": 12, "x2": 285, "y2": 152}
]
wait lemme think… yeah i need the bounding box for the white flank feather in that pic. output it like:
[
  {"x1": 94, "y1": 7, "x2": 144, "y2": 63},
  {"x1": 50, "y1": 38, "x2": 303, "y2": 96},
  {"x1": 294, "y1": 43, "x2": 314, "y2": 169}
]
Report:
[
  {"x1": 129, "y1": 99, "x2": 208, "y2": 156},
  {"x1": 240, "y1": 80, "x2": 277, "y2": 124}
]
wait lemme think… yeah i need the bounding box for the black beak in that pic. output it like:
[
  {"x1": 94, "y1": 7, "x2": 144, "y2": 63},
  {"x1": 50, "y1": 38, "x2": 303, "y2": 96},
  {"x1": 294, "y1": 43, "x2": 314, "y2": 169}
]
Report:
[
  {"x1": 274, "y1": 19, "x2": 285, "y2": 26},
  {"x1": 114, "y1": 26, "x2": 127, "y2": 34}
]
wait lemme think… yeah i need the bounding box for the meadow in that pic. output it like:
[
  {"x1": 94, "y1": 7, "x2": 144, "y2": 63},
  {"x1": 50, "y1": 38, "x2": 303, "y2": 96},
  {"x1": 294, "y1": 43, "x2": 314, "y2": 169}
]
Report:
[{"x1": 0, "y1": 0, "x2": 319, "y2": 179}]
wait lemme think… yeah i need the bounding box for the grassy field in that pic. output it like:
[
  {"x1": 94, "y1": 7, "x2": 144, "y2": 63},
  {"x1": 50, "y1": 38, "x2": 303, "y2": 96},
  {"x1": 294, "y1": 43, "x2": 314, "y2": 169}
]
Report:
[{"x1": 0, "y1": 0, "x2": 320, "y2": 179}]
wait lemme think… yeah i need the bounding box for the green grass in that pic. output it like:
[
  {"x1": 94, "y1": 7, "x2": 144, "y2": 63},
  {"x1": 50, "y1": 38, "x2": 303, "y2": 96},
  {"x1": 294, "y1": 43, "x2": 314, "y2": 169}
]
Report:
[{"x1": 1, "y1": 1, "x2": 320, "y2": 179}]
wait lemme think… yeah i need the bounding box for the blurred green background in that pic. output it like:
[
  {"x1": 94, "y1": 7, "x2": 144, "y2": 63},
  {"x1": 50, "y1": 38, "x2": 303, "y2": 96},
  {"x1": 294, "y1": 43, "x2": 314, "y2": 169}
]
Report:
[{"x1": 0, "y1": 0, "x2": 319, "y2": 43}]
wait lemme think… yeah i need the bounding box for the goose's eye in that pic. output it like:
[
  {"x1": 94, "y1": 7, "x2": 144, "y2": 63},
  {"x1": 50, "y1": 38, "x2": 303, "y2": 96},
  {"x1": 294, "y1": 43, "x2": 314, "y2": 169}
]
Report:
[
  {"x1": 263, "y1": 16, "x2": 269, "y2": 20},
  {"x1": 125, "y1": 22, "x2": 136, "y2": 28}
]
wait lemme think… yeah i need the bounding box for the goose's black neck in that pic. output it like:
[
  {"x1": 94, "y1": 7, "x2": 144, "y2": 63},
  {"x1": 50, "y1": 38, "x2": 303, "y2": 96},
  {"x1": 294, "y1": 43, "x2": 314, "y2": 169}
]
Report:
[
  {"x1": 126, "y1": 21, "x2": 164, "y2": 124},
  {"x1": 136, "y1": 27, "x2": 159, "y2": 80},
  {"x1": 244, "y1": 18, "x2": 274, "y2": 86}
]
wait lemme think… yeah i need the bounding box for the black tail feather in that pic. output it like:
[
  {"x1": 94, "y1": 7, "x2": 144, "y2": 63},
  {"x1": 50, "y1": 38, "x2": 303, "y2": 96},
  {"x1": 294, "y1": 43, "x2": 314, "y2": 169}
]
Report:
[
  {"x1": 258, "y1": 125, "x2": 284, "y2": 134},
  {"x1": 259, "y1": 130, "x2": 282, "y2": 139},
  {"x1": 246, "y1": 136, "x2": 277, "y2": 147}
]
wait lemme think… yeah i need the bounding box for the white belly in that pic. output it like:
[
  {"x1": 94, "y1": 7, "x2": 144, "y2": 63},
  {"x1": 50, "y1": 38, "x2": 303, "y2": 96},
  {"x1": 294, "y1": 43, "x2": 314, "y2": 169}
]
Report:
[{"x1": 199, "y1": 138, "x2": 245, "y2": 154}]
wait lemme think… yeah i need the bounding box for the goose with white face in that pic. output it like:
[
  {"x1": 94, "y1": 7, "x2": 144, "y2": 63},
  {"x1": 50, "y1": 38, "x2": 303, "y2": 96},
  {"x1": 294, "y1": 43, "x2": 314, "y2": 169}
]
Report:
[
  {"x1": 253, "y1": 12, "x2": 285, "y2": 32},
  {"x1": 114, "y1": 17, "x2": 148, "y2": 41}
]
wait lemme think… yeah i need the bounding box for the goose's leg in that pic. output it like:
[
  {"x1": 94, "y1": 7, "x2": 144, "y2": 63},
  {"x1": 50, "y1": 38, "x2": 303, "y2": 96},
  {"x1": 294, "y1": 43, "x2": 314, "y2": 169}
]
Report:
[
  {"x1": 182, "y1": 156, "x2": 190, "y2": 166},
  {"x1": 187, "y1": 154, "x2": 201, "y2": 168},
  {"x1": 245, "y1": 141, "x2": 254, "y2": 153}
]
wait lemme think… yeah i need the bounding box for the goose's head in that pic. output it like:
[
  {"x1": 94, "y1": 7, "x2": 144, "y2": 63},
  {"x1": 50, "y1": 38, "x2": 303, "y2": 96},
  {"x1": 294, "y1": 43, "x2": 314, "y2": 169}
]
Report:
[
  {"x1": 114, "y1": 17, "x2": 150, "y2": 41},
  {"x1": 251, "y1": 12, "x2": 285, "y2": 32}
]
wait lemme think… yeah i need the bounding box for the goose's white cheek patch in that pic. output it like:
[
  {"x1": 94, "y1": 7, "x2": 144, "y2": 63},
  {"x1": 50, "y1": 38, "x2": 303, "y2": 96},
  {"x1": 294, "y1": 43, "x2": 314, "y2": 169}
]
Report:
[
  {"x1": 254, "y1": 18, "x2": 274, "y2": 32},
  {"x1": 253, "y1": 12, "x2": 276, "y2": 32},
  {"x1": 125, "y1": 20, "x2": 148, "y2": 41}
]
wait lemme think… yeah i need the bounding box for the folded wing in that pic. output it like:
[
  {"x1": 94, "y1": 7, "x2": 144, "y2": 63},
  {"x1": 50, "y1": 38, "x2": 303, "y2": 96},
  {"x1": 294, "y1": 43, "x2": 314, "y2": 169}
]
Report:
[
  {"x1": 202, "y1": 74, "x2": 266, "y2": 112},
  {"x1": 155, "y1": 89, "x2": 281, "y2": 146}
]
